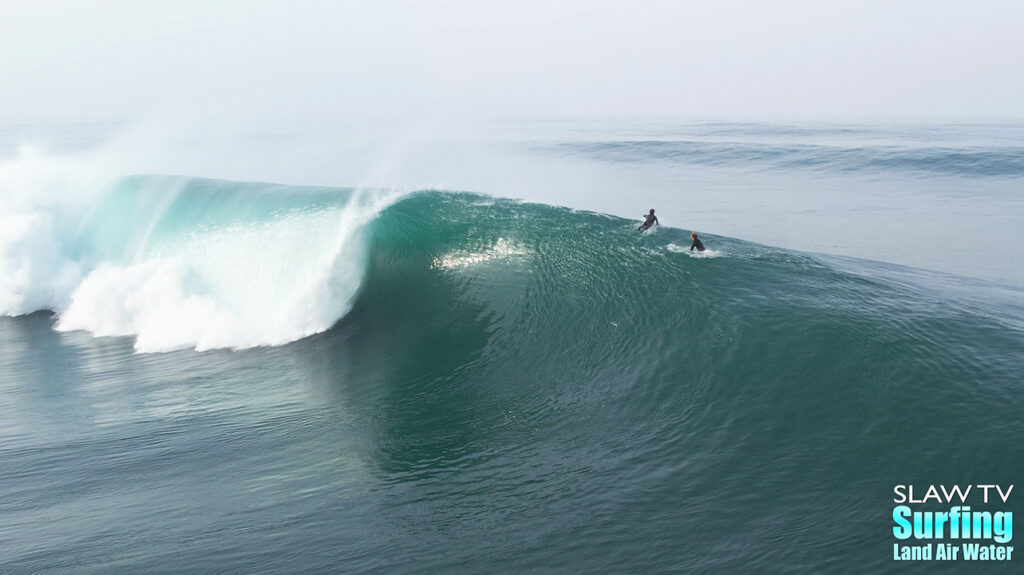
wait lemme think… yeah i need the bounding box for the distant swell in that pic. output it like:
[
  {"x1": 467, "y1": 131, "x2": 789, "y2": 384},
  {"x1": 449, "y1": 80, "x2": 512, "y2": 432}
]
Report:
[{"x1": 537, "y1": 140, "x2": 1024, "y2": 177}]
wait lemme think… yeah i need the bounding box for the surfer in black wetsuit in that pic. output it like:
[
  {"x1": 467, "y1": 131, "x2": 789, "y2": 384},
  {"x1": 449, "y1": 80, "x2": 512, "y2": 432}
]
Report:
[
  {"x1": 690, "y1": 232, "x2": 705, "y2": 252},
  {"x1": 638, "y1": 209, "x2": 659, "y2": 232}
]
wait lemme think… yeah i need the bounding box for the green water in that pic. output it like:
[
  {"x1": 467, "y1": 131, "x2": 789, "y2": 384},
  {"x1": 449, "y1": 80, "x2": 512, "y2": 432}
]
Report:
[{"x1": 3, "y1": 187, "x2": 1020, "y2": 573}]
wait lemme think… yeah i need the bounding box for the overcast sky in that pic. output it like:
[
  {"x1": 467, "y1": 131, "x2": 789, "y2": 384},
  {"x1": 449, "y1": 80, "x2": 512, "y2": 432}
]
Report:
[{"x1": 2, "y1": 0, "x2": 1023, "y2": 123}]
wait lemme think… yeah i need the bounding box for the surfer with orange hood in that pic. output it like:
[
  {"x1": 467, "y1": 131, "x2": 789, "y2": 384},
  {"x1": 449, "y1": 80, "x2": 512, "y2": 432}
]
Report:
[{"x1": 690, "y1": 232, "x2": 705, "y2": 252}]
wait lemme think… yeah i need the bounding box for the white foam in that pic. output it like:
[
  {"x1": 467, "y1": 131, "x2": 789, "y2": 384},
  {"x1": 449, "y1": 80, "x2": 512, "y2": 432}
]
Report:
[
  {"x1": 667, "y1": 243, "x2": 723, "y2": 258},
  {"x1": 0, "y1": 212, "x2": 81, "y2": 315},
  {"x1": 0, "y1": 145, "x2": 115, "y2": 316}
]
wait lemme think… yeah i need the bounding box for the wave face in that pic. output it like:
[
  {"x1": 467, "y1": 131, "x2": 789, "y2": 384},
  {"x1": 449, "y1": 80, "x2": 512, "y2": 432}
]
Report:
[
  {"x1": 1, "y1": 175, "x2": 390, "y2": 351},
  {"x1": 330, "y1": 190, "x2": 1022, "y2": 571},
  {"x1": 353, "y1": 190, "x2": 1024, "y2": 442}
]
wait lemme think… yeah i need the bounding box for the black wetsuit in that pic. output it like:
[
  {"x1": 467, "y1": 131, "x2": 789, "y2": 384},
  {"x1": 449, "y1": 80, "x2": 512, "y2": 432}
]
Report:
[
  {"x1": 638, "y1": 214, "x2": 659, "y2": 231},
  {"x1": 690, "y1": 237, "x2": 705, "y2": 251}
]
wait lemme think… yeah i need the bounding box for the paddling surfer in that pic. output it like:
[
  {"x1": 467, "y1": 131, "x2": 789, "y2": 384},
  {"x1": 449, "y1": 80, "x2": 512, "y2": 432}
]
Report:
[
  {"x1": 690, "y1": 232, "x2": 705, "y2": 252},
  {"x1": 638, "y1": 209, "x2": 659, "y2": 232}
]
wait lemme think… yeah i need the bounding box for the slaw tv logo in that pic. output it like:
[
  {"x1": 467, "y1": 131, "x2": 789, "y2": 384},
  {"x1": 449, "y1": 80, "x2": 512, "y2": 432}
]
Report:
[{"x1": 892, "y1": 484, "x2": 1013, "y2": 562}]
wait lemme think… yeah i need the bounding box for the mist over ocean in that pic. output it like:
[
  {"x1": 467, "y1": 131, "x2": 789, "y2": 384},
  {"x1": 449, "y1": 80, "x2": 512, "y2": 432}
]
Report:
[{"x1": 1, "y1": 120, "x2": 1022, "y2": 574}]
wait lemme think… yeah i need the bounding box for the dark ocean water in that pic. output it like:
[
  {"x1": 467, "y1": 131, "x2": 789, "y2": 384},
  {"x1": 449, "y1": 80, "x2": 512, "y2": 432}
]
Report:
[{"x1": 1, "y1": 122, "x2": 1022, "y2": 573}]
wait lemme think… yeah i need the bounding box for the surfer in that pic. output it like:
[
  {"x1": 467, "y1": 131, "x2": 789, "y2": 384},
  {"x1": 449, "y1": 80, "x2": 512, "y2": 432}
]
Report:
[
  {"x1": 638, "y1": 209, "x2": 659, "y2": 232},
  {"x1": 690, "y1": 232, "x2": 705, "y2": 252}
]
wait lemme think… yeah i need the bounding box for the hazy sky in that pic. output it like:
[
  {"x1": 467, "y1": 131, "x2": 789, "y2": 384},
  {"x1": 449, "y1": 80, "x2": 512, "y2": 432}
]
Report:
[{"x1": 2, "y1": 0, "x2": 1023, "y2": 122}]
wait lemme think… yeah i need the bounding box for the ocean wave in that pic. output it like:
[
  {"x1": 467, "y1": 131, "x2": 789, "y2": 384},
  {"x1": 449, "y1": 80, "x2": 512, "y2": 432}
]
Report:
[{"x1": 3, "y1": 165, "x2": 1021, "y2": 364}]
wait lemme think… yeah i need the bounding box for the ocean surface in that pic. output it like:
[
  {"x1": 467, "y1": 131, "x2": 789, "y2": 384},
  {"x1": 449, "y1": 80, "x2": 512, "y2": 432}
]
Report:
[{"x1": 1, "y1": 120, "x2": 1022, "y2": 573}]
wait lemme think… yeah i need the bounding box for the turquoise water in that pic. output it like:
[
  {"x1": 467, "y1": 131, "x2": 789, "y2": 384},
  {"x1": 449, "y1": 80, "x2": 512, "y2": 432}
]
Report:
[{"x1": 1, "y1": 122, "x2": 1023, "y2": 573}]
